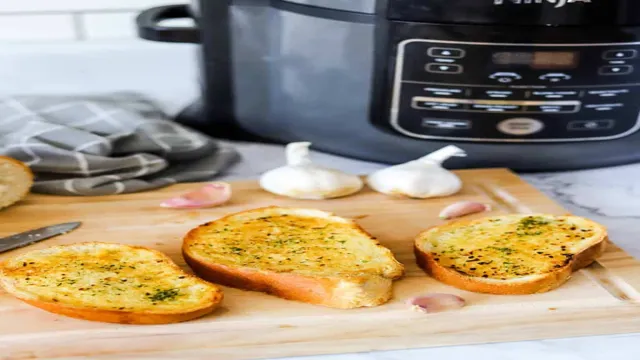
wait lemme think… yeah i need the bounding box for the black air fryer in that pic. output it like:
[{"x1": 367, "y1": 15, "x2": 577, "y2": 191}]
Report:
[{"x1": 137, "y1": 0, "x2": 640, "y2": 171}]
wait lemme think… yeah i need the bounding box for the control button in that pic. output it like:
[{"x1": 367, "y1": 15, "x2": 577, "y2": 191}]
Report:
[
  {"x1": 603, "y1": 49, "x2": 637, "y2": 60},
  {"x1": 425, "y1": 63, "x2": 463, "y2": 74},
  {"x1": 528, "y1": 104, "x2": 580, "y2": 113},
  {"x1": 489, "y1": 72, "x2": 522, "y2": 83},
  {"x1": 587, "y1": 89, "x2": 629, "y2": 98},
  {"x1": 599, "y1": 65, "x2": 633, "y2": 75},
  {"x1": 474, "y1": 89, "x2": 526, "y2": 100},
  {"x1": 539, "y1": 73, "x2": 572, "y2": 83},
  {"x1": 423, "y1": 87, "x2": 465, "y2": 97},
  {"x1": 434, "y1": 58, "x2": 456, "y2": 64},
  {"x1": 497, "y1": 118, "x2": 544, "y2": 136},
  {"x1": 471, "y1": 104, "x2": 522, "y2": 112},
  {"x1": 585, "y1": 103, "x2": 624, "y2": 111},
  {"x1": 412, "y1": 99, "x2": 463, "y2": 111},
  {"x1": 423, "y1": 119, "x2": 471, "y2": 129},
  {"x1": 427, "y1": 47, "x2": 465, "y2": 59},
  {"x1": 568, "y1": 120, "x2": 614, "y2": 131},
  {"x1": 530, "y1": 91, "x2": 579, "y2": 100},
  {"x1": 485, "y1": 90, "x2": 514, "y2": 99}
]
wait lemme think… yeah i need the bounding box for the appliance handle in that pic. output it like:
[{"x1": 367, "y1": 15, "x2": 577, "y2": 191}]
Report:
[{"x1": 136, "y1": 5, "x2": 200, "y2": 44}]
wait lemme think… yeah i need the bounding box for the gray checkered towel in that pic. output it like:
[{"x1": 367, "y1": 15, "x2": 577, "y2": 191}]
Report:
[{"x1": 0, "y1": 93, "x2": 240, "y2": 196}]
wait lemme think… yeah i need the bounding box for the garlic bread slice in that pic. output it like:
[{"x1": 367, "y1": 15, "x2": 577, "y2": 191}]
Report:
[
  {"x1": 183, "y1": 206, "x2": 404, "y2": 309},
  {"x1": 0, "y1": 156, "x2": 33, "y2": 210},
  {"x1": 414, "y1": 214, "x2": 608, "y2": 295},
  {"x1": 0, "y1": 242, "x2": 223, "y2": 324}
]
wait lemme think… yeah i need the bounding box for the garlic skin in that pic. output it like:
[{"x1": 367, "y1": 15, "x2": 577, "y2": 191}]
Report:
[
  {"x1": 160, "y1": 182, "x2": 232, "y2": 209},
  {"x1": 406, "y1": 293, "x2": 466, "y2": 314},
  {"x1": 259, "y1": 142, "x2": 364, "y2": 200},
  {"x1": 439, "y1": 201, "x2": 491, "y2": 220},
  {"x1": 366, "y1": 145, "x2": 466, "y2": 199}
]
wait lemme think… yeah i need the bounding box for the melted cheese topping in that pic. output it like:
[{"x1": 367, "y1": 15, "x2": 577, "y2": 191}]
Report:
[
  {"x1": 186, "y1": 212, "x2": 392, "y2": 277},
  {"x1": 1, "y1": 244, "x2": 215, "y2": 312},
  {"x1": 421, "y1": 215, "x2": 603, "y2": 280}
]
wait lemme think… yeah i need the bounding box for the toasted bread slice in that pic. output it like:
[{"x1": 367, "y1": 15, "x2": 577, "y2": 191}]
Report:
[
  {"x1": 0, "y1": 156, "x2": 33, "y2": 210},
  {"x1": 414, "y1": 214, "x2": 608, "y2": 295},
  {"x1": 182, "y1": 206, "x2": 404, "y2": 309},
  {"x1": 0, "y1": 242, "x2": 223, "y2": 324}
]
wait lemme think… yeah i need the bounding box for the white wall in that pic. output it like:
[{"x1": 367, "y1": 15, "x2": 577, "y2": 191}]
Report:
[
  {"x1": 0, "y1": 0, "x2": 200, "y2": 115},
  {"x1": 0, "y1": 0, "x2": 192, "y2": 42}
]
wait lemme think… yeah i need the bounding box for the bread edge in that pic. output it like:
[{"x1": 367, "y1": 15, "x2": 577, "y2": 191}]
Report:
[
  {"x1": 0, "y1": 242, "x2": 224, "y2": 325},
  {"x1": 0, "y1": 156, "x2": 34, "y2": 210},
  {"x1": 182, "y1": 206, "x2": 404, "y2": 309},
  {"x1": 9, "y1": 295, "x2": 221, "y2": 325},
  {"x1": 414, "y1": 215, "x2": 609, "y2": 295}
]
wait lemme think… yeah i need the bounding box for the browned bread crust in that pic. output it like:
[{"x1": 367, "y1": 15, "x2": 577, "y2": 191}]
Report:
[
  {"x1": 0, "y1": 242, "x2": 224, "y2": 324},
  {"x1": 0, "y1": 156, "x2": 33, "y2": 210},
  {"x1": 414, "y1": 214, "x2": 608, "y2": 295},
  {"x1": 14, "y1": 296, "x2": 219, "y2": 325},
  {"x1": 183, "y1": 206, "x2": 404, "y2": 309}
]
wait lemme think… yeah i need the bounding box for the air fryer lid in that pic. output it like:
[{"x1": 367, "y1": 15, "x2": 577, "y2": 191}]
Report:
[{"x1": 388, "y1": 0, "x2": 640, "y2": 26}]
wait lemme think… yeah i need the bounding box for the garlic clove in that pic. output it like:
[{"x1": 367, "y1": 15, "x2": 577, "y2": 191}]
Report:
[
  {"x1": 406, "y1": 293, "x2": 466, "y2": 314},
  {"x1": 160, "y1": 182, "x2": 232, "y2": 209},
  {"x1": 366, "y1": 145, "x2": 466, "y2": 199},
  {"x1": 285, "y1": 141, "x2": 314, "y2": 166},
  {"x1": 259, "y1": 142, "x2": 363, "y2": 200},
  {"x1": 439, "y1": 201, "x2": 491, "y2": 220}
]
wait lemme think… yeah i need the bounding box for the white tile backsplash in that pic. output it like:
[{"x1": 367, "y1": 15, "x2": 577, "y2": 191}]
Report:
[
  {"x1": 0, "y1": 40, "x2": 199, "y2": 115},
  {"x1": 0, "y1": 14, "x2": 77, "y2": 42},
  {"x1": 83, "y1": 12, "x2": 139, "y2": 40},
  {"x1": 0, "y1": 0, "x2": 186, "y2": 13},
  {"x1": 0, "y1": 0, "x2": 190, "y2": 42}
]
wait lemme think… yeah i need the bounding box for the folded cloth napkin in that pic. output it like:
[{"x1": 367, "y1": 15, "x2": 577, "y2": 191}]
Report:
[{"x1": 0, "y1": 93, "x2": 240, "y2": 196}]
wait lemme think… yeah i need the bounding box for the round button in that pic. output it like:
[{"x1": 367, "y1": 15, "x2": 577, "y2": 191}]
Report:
[
  {"x1": 584, "y1": 121, "x2": 599, "y2": 129},
  {"x1": 497, "y1": 118, "x2": 545, "y2": 136}
]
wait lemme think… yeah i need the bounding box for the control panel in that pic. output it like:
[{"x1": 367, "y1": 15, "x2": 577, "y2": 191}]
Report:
[{"x1": 389, "y1": 39, "x2": 640, "y2": 142}]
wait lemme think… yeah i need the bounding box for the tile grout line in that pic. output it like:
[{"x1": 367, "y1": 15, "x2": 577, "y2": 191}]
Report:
[{"x1": 71, "y1": 12, "x2": 86, "y2": 41}]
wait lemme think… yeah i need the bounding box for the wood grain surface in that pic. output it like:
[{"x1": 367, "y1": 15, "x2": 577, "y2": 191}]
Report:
[{"x1": 0, "y1": 168, "x2": 639, "y2": 359}]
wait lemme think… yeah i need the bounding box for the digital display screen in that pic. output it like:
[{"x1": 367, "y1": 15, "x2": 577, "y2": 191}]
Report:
[{"x1": 492, "y1": 51, "x2": 579, "y2": 69}]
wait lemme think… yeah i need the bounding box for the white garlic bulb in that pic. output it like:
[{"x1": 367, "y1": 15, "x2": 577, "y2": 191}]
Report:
[
  {"x1": 259, "y1": 142, "x2": 364, "y2": 200},
  {"x1": 366, "y1": 145, "x2": 466, "y2": 199}
]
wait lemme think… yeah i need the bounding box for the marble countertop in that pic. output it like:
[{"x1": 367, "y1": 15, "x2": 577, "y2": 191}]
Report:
[{"x1": 216, "y1": 140, "x2": 640, "y2": 360}]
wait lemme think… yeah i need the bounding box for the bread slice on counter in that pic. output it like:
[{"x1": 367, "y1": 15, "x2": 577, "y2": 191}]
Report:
[
  {"x1": 182, "y1": 206, "x2": 405, "y2": 309},
  {"x1": 0, "y1": 242, "x2": 224, "y2": 324},
  {"x1": 414, "y1": 214, "x2": 608, "y2": 295},
  {"x1": 0, "y1": 156, "x2": 33, "y2": 210}
]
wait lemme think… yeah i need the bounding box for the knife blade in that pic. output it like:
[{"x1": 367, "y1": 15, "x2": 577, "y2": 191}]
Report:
[{"x1": 0, "y1": 222, "x2": 82, "y2": 254}]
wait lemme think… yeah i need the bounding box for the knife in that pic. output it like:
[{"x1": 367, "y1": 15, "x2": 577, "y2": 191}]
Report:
[{"x1": 0, "y1": 222, "x2": 82, "y2": 254}]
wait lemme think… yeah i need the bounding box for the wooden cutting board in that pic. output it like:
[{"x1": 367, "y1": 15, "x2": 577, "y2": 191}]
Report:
[{"x1": 1, "y1": 168, "x2": 639, "y2": 360}]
